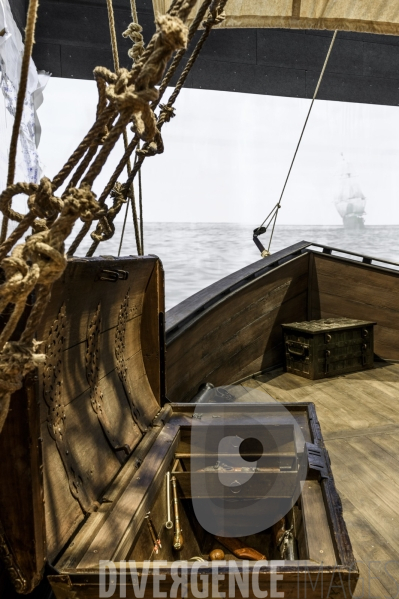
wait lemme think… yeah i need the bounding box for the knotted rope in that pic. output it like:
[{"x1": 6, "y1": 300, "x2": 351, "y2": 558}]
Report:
[
  {"x1": 0, "y1": 0, "x2": 200, "y2": 435},
  {"x1": 89, "y1": 182, "x2": 126, "y2": 245},
  {"x1": 70, "y1": 0, "x2": 197, "y2": 256},
  {"x1": 0, "y1": 182, "x2": 102, "y2": 434},
  {"x1": 123, "y1": 22, "x2": 145, "y2": 63},
  {"x1": 87, "y1": 0, "x2": 227, "y2": 257}
]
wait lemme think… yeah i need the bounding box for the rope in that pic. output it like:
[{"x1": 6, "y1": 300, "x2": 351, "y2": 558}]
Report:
[
  {"x1": 0, "y1": 0, "x2": 198, "y2": 435},
  {"x1": 107, "y1": 0, "x2": 143, "y2": 256},
  {"x1": 86, "y1": 0, "x2": 222, "y2": 258},
  {"x1": 0, "y1": 0, "x2": 39, "y2": 243},
  {"x1": 121, "y1": 0, "x2": 228, "y2": 194},
  {"x1": 106, "y1": 0, "x2": 120, "y2": 71},
  {"x1": 138, "y1": 165, "x2": 144, "y2": 254},
  {"x1": 257, "y1": 30, "x2": 338, "y2": 253},
  {"x1": 69, "y1": 0, "x2": 214, "y2": 257},
  {"x1": 0, "y1": 183, "x2": 103, "y2": 435}
]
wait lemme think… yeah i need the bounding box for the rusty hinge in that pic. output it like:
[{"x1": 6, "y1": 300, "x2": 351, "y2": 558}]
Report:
[
  {"x1": 99, "y1": 269, "x2": 129, "y2": 282},
  {"x1": 306, "y1": 443, "x2": 329, "y2": 479}
]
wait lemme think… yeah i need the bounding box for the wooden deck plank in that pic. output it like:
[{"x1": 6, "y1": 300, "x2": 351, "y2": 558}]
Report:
[
  {"x1": 255, "y1": 376, "x2": 364, "y2": 434},
  {"x1": 251, "y1": 362, "x2": 399, "y2": 596},
  {"x1": 321, "y1": 445, "x2": 399, "y2": 557},
  {"x1": 368, "y1": 433, "x2": 399, "y2": 462},
  {"x1": 346, "y1": 434, "x2": 399, "y2": 486},
  {"x1": 312, "y1": 379, "x2": 397, "y2": 428},
  {"x1": 339, "y1": 495, "x2": 399, "y2": 599},
  {"x1": 327, "y1": 439, "x2": 399, "y2": 517},
  {"x1": 324, "y1": 423, "x2": 399, "y2": 441}
]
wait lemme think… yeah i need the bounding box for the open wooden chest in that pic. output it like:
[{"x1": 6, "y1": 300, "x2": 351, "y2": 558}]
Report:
[{"x1": 0, "y1": 256, "x2": 358, "y2": 598}]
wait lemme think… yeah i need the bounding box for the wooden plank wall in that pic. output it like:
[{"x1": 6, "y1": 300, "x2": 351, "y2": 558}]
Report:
[
  {"x1": 166, "y1": 253, "x2": 309, "y2": 402},
  {"x1": 309, "y1": 252, "x2": 399, "y2": 361}
]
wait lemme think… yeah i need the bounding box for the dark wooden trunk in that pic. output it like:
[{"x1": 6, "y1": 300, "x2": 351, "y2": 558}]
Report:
[{"x1": 282, "y1": 318, "x2": 375, "y2": 380}]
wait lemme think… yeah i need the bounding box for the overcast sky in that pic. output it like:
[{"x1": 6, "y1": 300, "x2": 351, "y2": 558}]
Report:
[{"x1": 36, "y1": 77, "x2": 399, "y2": 225}]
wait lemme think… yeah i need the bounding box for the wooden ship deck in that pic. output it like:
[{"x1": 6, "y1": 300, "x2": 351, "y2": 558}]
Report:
[
  {"x1": 0, "y1": 239, "x2": 398, "y2": 597},
  {"x1": 236, "y1": 363, "x2": 399, "y2": 599}
]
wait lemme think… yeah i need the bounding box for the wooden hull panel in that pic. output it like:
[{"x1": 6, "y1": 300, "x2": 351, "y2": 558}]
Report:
[
  {"x1": 309, "y1": 253, "x2": 399, "y2": 361},
  {"x1": 166, "y1": 246, "x2": 399, "y2": 403}
]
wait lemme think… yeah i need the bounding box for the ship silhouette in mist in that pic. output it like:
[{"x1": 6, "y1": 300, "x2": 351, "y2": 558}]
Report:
[{"x1": 335, "y1": 155, "x2": 366, "y2": 229}]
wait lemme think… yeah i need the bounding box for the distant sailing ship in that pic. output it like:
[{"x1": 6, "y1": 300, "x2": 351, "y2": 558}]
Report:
[{"x1": 335, "y1": 155, "x2": 366, "y2": 229}]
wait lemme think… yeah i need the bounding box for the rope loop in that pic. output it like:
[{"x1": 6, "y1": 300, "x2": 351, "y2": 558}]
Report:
[
  {"x1": 0, "y1": 341, "x2": 45, "y2": 432},
  {"x1": 0, "y1": 341, "x2": 44, "y2": 393},
  {"x1": 203, "y1": 0, "x2": 226, "y2": 27},
  {"x1": 136, "y1": 134, "x2": 163, "y2": 157},
  {"x1": 90, "y1": 182, "x2": 127, "y2": 243},
  {"x1": 0, "y1": 178, "x2": 63, "y2": 227},
  {"x1": 134, "y1": 14, "x2": 188, "y2": 93},
  {"x1": 123, "y1": 22, "x2": 145, "y2": 62},
  {"x1": 0, "y1": 182, "x2": 36, "y2": 223},
  {"x1": 94, "y1": 66, "x2": 159, "y2": 142},
  {"x1": 159, "y1": 104, "x2": 176, "y2": 122},
  {"x1": 27, "y1": 177, "x2": 63, "y2": 220}
]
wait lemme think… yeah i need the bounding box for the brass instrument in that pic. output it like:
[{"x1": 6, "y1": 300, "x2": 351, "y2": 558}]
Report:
[{"x1": 171, "y1": 475, "x2": 183, "y2": 551}]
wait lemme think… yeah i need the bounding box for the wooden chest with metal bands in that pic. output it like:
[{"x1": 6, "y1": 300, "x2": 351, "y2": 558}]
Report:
[{"x1": 282, "y1": 317, "x2": 375, "y2": 380}]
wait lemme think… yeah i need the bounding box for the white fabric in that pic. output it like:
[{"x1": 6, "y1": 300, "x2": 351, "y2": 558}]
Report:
[
  {"x1": 0, "y1": 0, "x2": 49, "y2": 197},
  {"x1": 152, "y1": 0, "x2": 399, "y2": 35}
]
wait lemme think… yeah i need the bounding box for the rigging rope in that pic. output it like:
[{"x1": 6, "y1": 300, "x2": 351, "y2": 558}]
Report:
[
  {"x1": 254, "y1": 30, "x2": 338, "y2": 256},
  {"x1": 105, "y1": 0, "x2": 143, "y2": 255},
  {"x1": 0, "y1": 0, "x2": 40, "y2": 244},
  {"x1": 0, "y1": 0, "x2": 199, "y2": 435},
  {"x1": 120, "y1": 0, "x2": 145, "y2": 256},
  {"x1": 84, "y1": 0, "x2": 226, "y2": 258}
]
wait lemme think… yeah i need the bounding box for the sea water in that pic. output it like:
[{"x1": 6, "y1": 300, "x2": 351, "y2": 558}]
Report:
[{"x1": 73, "y1": 223, "x2": 399, "y2": 311}]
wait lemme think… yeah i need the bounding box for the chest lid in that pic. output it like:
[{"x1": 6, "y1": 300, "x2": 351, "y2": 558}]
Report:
[
  {"x1": 0, "y1": 255, "x2": 166, "y2": 593},
  {"x1": 282, "y1": 317, "x2": 376, "y2": 335}
]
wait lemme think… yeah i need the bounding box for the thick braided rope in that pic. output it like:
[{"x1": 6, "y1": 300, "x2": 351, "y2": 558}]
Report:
[
  {"x1": 120, "y1": 0, "x2": 228, "y2": 197},
  {"x1": 69, "y1": 0, "x2": 212, "y2": 257},
  {"x1": 75, "y1": 4, "x2": 195, "y2": 256},
  {"x1": 0, "y1": 2, "x2": 199, "y2": 441},
  {"x1": 87, "y1": 0, "x2": 224, "y2": 257},
  {"x1": 0, "y1": 185, "x2": 102, "y2": 435},
  {"x1": 126, "y1": 0, "x2": 144, "y2": 63}
]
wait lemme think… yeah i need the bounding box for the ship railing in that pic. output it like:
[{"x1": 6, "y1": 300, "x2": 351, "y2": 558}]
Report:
[{"x1": 166, "y1": 241, "x2": 399, "y2": 339}]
